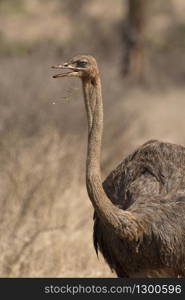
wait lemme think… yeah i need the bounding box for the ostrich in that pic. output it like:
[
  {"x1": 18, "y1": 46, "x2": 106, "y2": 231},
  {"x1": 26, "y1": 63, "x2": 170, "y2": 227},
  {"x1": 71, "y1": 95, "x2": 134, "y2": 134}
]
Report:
[{"x1": 52, "y1": 55, "x2": 185, "y2": 277}]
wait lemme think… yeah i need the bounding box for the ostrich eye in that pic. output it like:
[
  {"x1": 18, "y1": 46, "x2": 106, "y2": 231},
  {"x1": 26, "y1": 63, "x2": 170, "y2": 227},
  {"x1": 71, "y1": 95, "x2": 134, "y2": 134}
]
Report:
[{"x1": 76, "y1": 61, "x2": 88, "y2": 68}]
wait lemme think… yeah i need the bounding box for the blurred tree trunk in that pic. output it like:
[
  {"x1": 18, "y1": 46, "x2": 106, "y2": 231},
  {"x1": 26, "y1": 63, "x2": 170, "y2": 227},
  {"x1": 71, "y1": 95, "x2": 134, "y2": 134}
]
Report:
[{"x1": 123, "y1": 0, "x2": 148, "y2": 81}]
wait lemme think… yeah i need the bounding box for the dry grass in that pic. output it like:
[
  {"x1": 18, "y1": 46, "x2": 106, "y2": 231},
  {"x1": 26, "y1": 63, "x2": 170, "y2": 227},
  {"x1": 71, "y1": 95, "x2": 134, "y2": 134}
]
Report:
[{"x1": 0, "y1": 0, "x2": 185, "y2": 277}]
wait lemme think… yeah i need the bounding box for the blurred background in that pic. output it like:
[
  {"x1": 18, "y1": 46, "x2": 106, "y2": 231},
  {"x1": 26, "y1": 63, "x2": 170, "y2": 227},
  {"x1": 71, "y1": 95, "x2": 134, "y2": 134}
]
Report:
[{"x1": 0, "y1": 0, "x2": 185, "y2": 277}]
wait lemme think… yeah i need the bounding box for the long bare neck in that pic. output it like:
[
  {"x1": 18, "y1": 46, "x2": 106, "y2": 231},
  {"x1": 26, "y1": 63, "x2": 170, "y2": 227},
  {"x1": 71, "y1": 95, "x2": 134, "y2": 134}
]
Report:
[
  {"x1": 82, "y1": 76, "x2": 142, "y2": 238},
  {"x1": 82, "y1": 76, "x2": 111, "y2": 205},
  {"x1": 83, "y1": 76, "x2": 103, "y2": 175}
]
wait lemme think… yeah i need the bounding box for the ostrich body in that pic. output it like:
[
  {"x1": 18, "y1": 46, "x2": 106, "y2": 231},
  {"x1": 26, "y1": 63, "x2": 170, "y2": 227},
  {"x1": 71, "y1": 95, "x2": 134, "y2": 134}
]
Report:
[{"x1": 52, "y1": 55, "x2": 185, "y2": 277}]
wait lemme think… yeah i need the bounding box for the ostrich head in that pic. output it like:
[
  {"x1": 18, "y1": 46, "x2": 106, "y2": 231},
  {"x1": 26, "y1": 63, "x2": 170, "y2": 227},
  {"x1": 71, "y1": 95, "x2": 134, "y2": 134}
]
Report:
[{"x1": 51, "y1": 55, "x2": 99, "y2": 81}]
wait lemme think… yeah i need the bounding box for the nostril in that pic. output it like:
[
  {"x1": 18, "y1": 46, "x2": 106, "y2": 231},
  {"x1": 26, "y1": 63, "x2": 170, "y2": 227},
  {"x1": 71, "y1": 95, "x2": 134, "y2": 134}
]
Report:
[{"x1": 64, "y1": 63, "x2": 68, "y2": 67}]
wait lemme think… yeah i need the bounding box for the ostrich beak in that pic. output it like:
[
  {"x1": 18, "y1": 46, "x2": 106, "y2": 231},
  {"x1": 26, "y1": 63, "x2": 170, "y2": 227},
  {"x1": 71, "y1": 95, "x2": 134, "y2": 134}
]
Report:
[{"x1": 51, "y1": 63, "x2": 80, "y2": 78}]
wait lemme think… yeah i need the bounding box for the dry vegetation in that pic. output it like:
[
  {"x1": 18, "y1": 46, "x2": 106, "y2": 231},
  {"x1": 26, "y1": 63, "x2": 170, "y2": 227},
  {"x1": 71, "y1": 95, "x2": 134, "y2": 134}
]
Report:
[{"x1": 0, "y1": 0, "x2": 185, "y2": 277}]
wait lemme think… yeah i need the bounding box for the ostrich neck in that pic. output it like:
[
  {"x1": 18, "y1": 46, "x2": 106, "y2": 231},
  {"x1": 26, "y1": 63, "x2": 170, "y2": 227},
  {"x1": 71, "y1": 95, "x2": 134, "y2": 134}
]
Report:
[
  {"x1": 83, "y1": 77, "x2": 103, "y2": 174},
  {"x1": 82, "y1": 76, "x2": 131, "y2": 232}
]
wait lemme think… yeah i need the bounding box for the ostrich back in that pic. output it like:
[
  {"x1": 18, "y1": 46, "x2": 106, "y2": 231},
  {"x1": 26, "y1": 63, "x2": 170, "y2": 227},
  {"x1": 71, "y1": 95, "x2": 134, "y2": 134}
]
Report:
[{"x1": 93, "y1": 140, "x2": 185, "y2": 277}]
